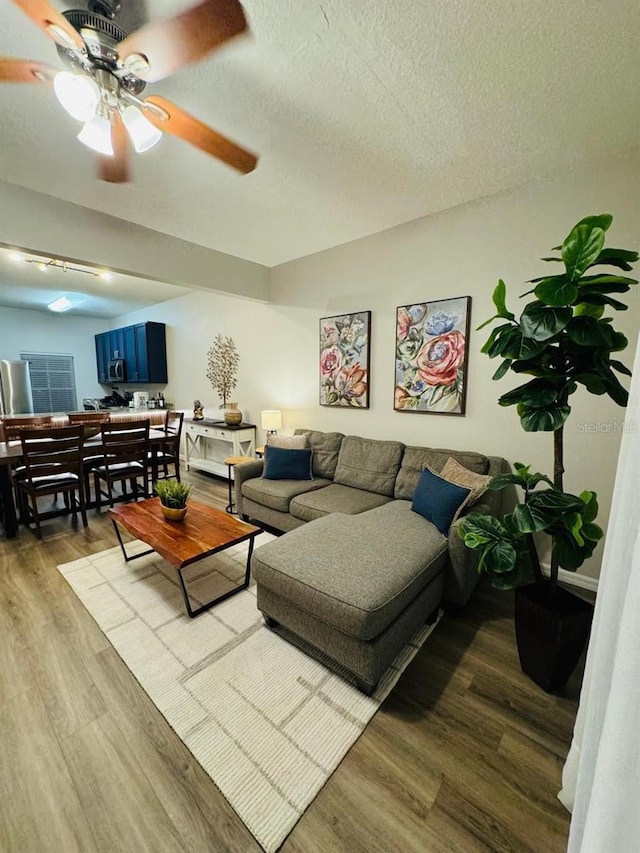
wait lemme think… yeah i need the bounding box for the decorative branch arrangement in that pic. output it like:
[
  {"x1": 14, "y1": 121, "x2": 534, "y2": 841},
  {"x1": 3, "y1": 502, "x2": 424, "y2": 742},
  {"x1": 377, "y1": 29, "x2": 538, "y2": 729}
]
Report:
[{"x1": 206, "y1": 335, "x2": 239, "y2": 407}]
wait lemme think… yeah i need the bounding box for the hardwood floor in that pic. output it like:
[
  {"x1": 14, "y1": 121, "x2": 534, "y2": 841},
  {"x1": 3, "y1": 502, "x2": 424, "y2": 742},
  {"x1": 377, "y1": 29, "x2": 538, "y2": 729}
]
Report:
[{"x1": 0, "y1": 469, "x2": 580, "y2": 852}]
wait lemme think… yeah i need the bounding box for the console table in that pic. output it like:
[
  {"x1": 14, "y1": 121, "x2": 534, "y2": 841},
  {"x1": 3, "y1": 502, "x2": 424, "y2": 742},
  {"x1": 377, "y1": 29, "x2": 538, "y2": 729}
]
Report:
[{"x1": 185, "y1": 419, "x2": 256, "y2": 479}]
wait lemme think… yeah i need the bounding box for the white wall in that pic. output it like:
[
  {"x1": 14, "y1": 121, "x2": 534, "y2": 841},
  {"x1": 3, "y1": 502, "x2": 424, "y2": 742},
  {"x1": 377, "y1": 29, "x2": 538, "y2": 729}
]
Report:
[
  {"x1": 0, "y1": 305, "x2": 109, "y2": 406},
  {"x1": 269, "y1": 148, "x2": 640, "y2": 579},
  {"x1": 112, "y1": 290, "x2": 316, "y2": 437}
]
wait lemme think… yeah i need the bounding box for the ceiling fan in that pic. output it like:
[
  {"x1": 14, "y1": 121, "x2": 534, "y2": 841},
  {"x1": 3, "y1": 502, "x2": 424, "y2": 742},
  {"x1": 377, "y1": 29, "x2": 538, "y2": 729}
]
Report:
[{"x1": 0, "y1": 0, "x2": 258, "y2": 182}]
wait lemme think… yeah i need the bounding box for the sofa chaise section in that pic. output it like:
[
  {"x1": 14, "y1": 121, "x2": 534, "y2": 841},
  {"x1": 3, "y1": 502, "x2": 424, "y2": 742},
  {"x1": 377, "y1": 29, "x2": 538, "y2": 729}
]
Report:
[{"x1": 252, "y1": 502, "x2": 448, "y2": 692}]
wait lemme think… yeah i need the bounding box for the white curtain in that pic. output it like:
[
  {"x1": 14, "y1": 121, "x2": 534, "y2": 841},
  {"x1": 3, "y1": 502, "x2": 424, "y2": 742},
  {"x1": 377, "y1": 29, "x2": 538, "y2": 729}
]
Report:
[{"x1": 559, "y1": 340, "x2": 640, "y2": 852}]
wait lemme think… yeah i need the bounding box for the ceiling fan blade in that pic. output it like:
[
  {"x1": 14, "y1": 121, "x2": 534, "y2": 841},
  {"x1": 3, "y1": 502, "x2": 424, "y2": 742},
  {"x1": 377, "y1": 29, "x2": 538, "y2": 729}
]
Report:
[
  {"x1": 143, "y1": 95, "x2": 257, "y2": 174},
  {"x1": 98, "y1": 111, "x2": 131, "y2": 184},
  {"x1": 0, "y1": 58, "x2": 57, "y2": 84},
  {"x1": 10, "y1": 0, "x2": 84, "y2": 51},
  {"x1": 117, "y1": 0, "x2": 248, "y2": 83}
]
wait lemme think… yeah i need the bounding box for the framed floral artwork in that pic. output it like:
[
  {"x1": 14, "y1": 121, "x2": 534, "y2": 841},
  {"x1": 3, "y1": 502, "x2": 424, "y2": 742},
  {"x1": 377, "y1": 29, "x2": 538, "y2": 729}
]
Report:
[
  {"x1": 320, "y1": 311, "x2": 371, "y2": 408},
  {"x1": 395, "y1": 296, "x2": 471, "y2": 415}
]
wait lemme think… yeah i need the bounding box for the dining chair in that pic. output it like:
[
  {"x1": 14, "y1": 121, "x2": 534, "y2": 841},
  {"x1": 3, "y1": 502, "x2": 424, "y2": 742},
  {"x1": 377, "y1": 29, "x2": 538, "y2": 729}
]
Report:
[
  {"x1": 1, "y1": 416, "x2": 53, "y2": 442},
  {"x1": 15, "y1": 425, "x2": 87, "y2": 539},
  {"x1": 149, "y1": 410, "x2": 184, "y2": 484},
  {"x1": 67, "y1": 411, "x2": 111, "y2": 501},
  {"x1": 2, "y1": 416, "x2": 56, "y2": 505},
  {"x1": 92, "y1": 420, "x2": 150, "y2": 510}
]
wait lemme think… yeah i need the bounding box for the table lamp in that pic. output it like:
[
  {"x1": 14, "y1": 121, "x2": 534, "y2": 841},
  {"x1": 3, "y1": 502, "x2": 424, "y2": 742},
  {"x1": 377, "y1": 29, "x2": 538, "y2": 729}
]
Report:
[{"x1": 261, "y1": 410, "x2": 282, "y2": 436}]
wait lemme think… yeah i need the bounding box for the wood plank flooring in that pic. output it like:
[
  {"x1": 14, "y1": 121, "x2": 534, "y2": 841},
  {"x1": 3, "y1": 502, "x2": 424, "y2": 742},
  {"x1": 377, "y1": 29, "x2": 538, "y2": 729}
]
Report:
[{"x1": 0, "y1": 470, "x2": 580, "y2": 852}]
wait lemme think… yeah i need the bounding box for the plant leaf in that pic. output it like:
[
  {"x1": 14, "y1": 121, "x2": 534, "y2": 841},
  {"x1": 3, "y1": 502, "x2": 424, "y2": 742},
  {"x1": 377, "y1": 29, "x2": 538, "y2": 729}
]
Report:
[
  {"x1": 587, "y1": 247, "x2": 639, "y2": 271},
  {"x1": 518, "y1": 404, "x2": 571, "y2": 431},
  {"x1": 562, "y1": 223, "x2": 605, "y2": 281},
  {"x1": 492, "y1": 359, "x2": 512, "y2": 381},
  {"x1": 477, "y1": 280, "x2": 515, "y2": 329},
  {"x1": 498, "y1": 378, "x2": 561, "y2": 409},
  {"x1": 567, "y1": 317, "x2": 615, "y2": 348},
  {"x1": 520, "y1": 303, "x2": 572, "y2": 342},
  {"x1": 610, "y1": 359, "x2": 632, "y2": 376},
  {"x1": 534, "y1": 278, "x2": 579, "y2": 306},
  {"x1": 573, "y1": 213, "x2": 613, "y2": 232}
]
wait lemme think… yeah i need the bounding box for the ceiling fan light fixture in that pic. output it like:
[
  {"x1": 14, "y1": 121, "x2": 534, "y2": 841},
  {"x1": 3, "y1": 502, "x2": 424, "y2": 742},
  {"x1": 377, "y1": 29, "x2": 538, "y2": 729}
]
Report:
[
  {"x1": 78, "y1": 114, "x2": 114, "y2": 156},
  {"x1": 54, "y1": 71, "x2": 100, "y2": 122},
  {"x1": 121, "y1": 105, "x2": 162, "y2": 153}
]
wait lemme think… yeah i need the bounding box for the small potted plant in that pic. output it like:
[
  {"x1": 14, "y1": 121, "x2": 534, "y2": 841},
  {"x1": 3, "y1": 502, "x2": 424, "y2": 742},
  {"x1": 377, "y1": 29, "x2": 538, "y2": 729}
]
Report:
[{"x1": 154, "y1": 480, "x2": 192, "y2": 522}]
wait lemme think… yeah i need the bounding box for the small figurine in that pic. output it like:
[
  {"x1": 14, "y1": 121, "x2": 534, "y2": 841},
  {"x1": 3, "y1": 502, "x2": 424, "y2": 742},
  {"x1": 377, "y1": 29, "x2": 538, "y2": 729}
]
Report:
[{"x1": 193, "y1": 399, "x2": 204, "y2": 421}]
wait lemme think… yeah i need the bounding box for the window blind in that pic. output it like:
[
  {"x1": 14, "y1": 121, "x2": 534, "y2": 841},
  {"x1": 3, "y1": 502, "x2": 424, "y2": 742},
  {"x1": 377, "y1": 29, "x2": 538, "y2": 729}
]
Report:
[{"x1": 20, "y1": 352, "x2": 77, "y2": 414}]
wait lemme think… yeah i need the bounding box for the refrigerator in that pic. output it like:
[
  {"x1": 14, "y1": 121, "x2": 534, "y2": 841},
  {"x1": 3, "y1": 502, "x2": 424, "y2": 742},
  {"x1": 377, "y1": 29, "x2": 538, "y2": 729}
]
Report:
[{"x1": 0, "y1": 360, "x2": 34, "y2": 416}]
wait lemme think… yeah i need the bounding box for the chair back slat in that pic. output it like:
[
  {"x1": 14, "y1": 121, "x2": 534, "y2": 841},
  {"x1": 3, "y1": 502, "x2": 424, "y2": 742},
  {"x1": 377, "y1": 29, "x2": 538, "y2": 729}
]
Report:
[
  {"x1": 100, "y1": 420, "x2": 150, "y2": 471},
  {"x1": 2, "y1": 416, "x2": 53, "y2": 442},
  {"x1": 19, "y1": 426, "x2": 84, "y2": 478},
  {"x1": 68, "y1": 411, "x2": 111, "y2": 440},
  {"x1": 163, "y1": 411, "x2": 184, "y2": 450}
]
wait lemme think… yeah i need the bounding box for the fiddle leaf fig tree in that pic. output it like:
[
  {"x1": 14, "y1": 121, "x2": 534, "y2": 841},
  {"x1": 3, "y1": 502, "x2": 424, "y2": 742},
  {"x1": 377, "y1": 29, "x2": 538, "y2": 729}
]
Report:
[{"x1": 459, "y1": 214, "x2": 637, "y2": 596}]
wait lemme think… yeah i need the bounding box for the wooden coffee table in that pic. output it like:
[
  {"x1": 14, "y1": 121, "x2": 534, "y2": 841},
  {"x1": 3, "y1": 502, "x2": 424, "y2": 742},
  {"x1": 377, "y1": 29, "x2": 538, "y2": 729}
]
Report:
[{"x1": 107, "y1": 497, "x2": 262, "y2": 618}]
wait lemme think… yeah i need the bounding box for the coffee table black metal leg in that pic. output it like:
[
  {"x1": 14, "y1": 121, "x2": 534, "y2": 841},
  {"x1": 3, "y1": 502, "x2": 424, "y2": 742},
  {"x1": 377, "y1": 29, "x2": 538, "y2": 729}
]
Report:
[
  {"x1": 178, "y1": 533, "x2": 257, "y2": 619},
  {"x1": 111, "y1": 520, "x2": 154, "y2": 562}
]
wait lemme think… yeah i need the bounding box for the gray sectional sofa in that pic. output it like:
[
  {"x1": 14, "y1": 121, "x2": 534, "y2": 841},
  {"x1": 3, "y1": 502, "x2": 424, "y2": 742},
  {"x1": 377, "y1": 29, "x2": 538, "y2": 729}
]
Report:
[{"x1": 235, "y1": 429, "x2": 509, "y2": 693}]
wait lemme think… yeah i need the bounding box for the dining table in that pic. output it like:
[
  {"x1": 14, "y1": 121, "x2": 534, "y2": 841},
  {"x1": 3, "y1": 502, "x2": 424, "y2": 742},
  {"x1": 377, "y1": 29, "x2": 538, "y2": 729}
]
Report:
[{"x1": 0, "y1": 427, "x2": 173, "y2": 539}]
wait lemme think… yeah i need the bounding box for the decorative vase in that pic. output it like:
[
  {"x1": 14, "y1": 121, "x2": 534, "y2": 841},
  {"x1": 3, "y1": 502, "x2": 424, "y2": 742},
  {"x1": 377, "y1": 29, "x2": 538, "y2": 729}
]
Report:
[
  {"x1": 223, "y1": 402, "x2": 242, "y2": 426},
  {"x1": 161, "y1": 504, "x2": 187, "y2": 522},
  {"x1": 514, "y1": 581, "x2": 593, "y2": 693}
]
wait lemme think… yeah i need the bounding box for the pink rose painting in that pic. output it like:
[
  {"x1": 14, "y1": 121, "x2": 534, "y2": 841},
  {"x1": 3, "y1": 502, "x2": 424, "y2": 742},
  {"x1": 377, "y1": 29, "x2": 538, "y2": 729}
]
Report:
[
  {"x1": 320, "y1": 311, "x2": 371, "y2": 407},
  {"x1": 394, "y1": 297, "x2": 471, "y2": 414}
]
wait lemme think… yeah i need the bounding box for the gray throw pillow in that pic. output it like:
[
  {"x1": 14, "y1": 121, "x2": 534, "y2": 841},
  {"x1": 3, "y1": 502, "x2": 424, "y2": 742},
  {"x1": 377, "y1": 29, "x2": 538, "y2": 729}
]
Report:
[{"x1": 267, "y1": 434, "x2": 308, "y2": 449}]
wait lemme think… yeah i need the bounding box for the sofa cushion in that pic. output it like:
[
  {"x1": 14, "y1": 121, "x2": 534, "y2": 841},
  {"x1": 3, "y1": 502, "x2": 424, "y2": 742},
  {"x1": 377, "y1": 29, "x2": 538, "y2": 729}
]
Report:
[
  {"x1": 411, "y1": 467, "x2": 473, "y2": 534},
  {"x1": 290, "y1": 483, "x2": 391, "y2": 522},
  {"x1": 242, "y1": 476, "x2": 332, "y2": 514},
  {"x1": 394, "y1": 446, "x2": 490, "y2": 500},
  {"x1": 267, "y1": 434, "x2": 308, "y2": 449},
  {"x1": 263, "y1": 446, "x2": 313, "y2": 480},
  {"x1": 252, "y1": 500, "x2": 448, "y2": 641},
  {"x1": 333, "y1": 436, "x2": 404, "y2": 497},
  {"x1": 294, "y1": 429, "x2": 344, "y2": 479}
]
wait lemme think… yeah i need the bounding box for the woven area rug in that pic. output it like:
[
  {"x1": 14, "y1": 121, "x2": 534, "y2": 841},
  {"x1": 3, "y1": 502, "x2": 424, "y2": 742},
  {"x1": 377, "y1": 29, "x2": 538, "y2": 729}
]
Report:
[{"x1": 58, "y1": 537, "x2": 440, "y2": 852}]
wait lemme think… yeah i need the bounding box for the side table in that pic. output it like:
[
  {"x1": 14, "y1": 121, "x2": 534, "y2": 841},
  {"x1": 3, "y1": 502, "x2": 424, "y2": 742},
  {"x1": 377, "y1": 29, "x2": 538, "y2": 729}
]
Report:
[{"x1": 224, "y1": 455, "x2": 254, "y2": 514}]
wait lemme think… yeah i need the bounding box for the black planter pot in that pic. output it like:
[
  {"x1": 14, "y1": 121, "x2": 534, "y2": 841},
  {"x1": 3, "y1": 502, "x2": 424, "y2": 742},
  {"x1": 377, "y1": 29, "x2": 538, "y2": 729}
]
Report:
[{"x1": 514, "y1": 581, "x2": 593, "y2": 693}]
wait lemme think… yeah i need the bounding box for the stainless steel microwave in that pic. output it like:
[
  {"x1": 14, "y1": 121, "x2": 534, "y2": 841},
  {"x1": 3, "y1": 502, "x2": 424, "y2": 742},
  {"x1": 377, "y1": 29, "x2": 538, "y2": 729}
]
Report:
[{"x1": 108, "y1": 359, "x2": 125, "y2": 383}]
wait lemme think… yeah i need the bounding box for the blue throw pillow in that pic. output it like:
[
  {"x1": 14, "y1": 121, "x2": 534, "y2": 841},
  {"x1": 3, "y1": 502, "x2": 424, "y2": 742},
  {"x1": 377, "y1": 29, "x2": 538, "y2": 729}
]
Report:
[
  {"x1": 411, "y1": 466, "x2": 472, "y2": 534},
  {"x1": 263, "y1": 446, "x2": 313, "y2": 480}
]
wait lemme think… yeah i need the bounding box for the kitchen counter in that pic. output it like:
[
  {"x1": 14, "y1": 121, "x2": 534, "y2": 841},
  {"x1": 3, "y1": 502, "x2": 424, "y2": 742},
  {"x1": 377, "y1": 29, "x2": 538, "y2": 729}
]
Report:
[{"x1": 1, "y1": 409, "x2": 171, "y2": 426}]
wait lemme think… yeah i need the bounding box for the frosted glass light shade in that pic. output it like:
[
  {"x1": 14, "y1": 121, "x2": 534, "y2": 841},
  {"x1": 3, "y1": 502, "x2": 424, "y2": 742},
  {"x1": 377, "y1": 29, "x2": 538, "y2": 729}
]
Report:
[
  {"x1": 77, "y1": 115, "x2": 114, "y2": 156},
  {"x1": 261, "y1": 410, "x2": 282, "y2": 432},
  {"x1": 53, "y1": 71, "x2": 100, "y2": 122},
  {"x1": 122, "y1": 105, "x2": 162, "y2": 153},
  {"x1": 48, "y1": 296, "x2": 74, "y2": 312}
]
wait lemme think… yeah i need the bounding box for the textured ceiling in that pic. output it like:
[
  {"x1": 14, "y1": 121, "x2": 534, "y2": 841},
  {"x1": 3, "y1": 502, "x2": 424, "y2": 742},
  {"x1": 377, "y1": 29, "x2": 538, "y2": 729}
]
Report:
[{"x1": 1, "y1": 0, "x2": 639, "y2": 273}]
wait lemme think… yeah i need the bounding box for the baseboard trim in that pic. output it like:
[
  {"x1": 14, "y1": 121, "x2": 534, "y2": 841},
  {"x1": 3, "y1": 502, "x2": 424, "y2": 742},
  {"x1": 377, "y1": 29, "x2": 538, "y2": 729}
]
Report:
[{"x1": 540, "y1": 564, "x2": 599, "y2": 592}]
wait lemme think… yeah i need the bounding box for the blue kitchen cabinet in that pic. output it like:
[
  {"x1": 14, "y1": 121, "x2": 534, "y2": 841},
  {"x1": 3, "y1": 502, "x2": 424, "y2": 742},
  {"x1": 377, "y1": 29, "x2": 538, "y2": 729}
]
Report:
[
  {"x1": 95, "y1": 332, "x2": 110, "y2": 383},
  {"x1": 97, "y1": 322, "x2": 167, "y2": 385}
]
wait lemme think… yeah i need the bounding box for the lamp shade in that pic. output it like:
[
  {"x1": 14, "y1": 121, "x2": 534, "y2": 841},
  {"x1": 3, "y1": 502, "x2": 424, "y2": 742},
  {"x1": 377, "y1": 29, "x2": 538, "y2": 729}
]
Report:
[
  {"x1": 261, "y1": 410, "x2": 282, "y2": 432},
  {"x1": 77, "y1": 114, "x2": 113, "y2": 156},
  {"x1": 53, "y1": 71, "x2": 100, "y2": 122},
  {"x1": 121, "y1": 105, "x2": 162, "y2": 153}
]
